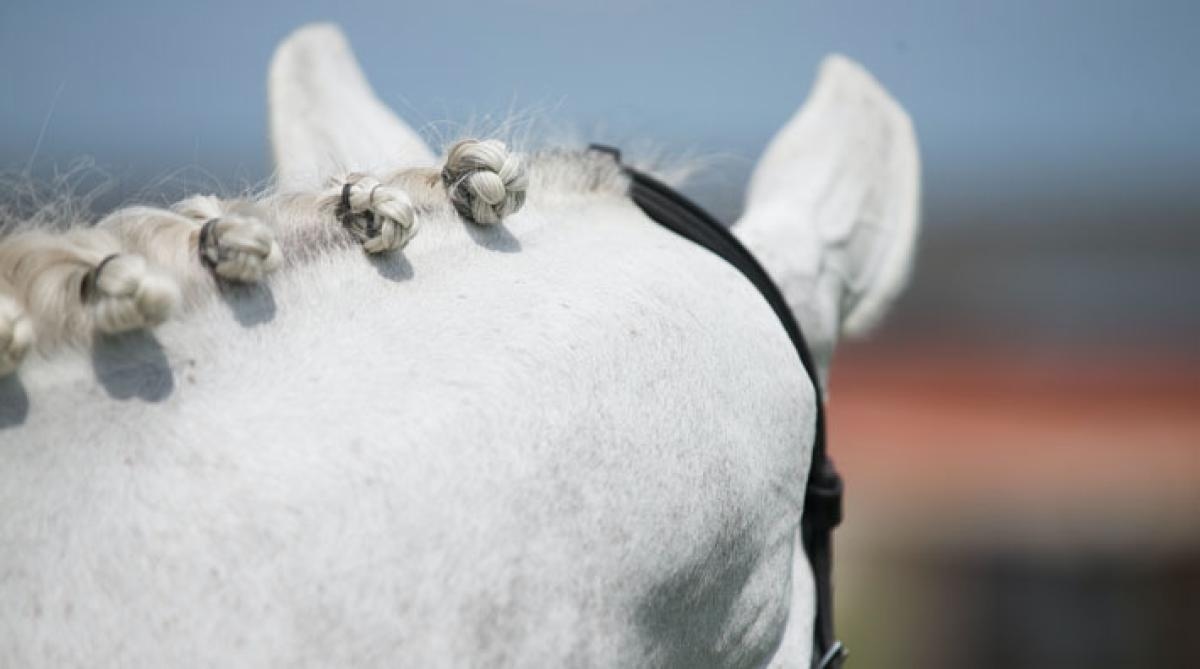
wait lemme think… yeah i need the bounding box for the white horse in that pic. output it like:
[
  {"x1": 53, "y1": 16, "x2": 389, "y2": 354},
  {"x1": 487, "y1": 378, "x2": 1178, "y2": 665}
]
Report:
[{"x1": 0, "y1": 24, "x2": 918, "y2": 668}]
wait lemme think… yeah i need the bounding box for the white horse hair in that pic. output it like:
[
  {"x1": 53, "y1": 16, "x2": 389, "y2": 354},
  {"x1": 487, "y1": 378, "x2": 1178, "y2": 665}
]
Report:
[{"x1": 0, "y1": 22, "x2": 918, "y2": 668}]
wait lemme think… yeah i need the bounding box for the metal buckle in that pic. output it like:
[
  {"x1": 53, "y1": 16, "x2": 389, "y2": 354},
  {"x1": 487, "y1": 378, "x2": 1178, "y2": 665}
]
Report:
[{"x1": 816, "y1": 640, "x2": 847, "y2": 669}]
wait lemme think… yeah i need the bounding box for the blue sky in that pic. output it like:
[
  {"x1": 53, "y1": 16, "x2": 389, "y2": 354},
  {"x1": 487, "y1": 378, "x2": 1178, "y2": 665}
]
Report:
[{"x1": 2, "y1": 0, "x2": 1197, "y2": 210}]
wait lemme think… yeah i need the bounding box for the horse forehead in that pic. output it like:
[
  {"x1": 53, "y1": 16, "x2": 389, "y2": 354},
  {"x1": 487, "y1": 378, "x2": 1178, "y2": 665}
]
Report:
[
  {"x1": 0, "y1": 202, "x2": 815, "y2": 664},
  {"x1": 279, "y1": 199, "x2": 812, "y2": 421}
]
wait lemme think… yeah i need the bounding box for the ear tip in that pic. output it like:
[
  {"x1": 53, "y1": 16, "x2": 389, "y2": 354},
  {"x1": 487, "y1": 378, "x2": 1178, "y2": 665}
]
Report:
[
  {"x1": 816, "y1": 53, "x2": 879, "y2": 85},
  {"x1": 817, "y1": 53, "x2": 860, "y2": 74},
  {"x1": 279, "y1": 22, "x2": 349, "y2": 50},
  {"x1": 270, "y1": 24, "x2": 352, "y2": 78},
  {"x1": 815, "y1": 53, "x2": 916, "y2": 131}
]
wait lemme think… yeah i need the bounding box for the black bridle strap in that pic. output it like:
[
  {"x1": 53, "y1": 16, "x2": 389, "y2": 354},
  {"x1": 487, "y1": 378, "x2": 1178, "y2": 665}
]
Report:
[{"x1": 590, "y1": 145, "x2": 846, "y2": 669}]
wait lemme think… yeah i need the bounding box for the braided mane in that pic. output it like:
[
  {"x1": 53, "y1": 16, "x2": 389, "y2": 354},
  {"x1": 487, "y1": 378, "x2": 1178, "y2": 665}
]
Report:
[{"x1": 0, "y1": 140, "x2": 637, "y2": 377}]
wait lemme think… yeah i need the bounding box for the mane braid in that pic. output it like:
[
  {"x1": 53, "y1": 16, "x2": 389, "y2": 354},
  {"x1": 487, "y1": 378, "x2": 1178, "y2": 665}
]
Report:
[{"x1": 0, "y1": 143, "x2": 631, "y2": 376}]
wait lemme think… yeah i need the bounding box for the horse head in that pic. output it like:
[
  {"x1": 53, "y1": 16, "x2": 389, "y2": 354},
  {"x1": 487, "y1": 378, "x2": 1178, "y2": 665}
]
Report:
[{"x1": 0, "y1": 23, "x2": 919, "y2": 668}]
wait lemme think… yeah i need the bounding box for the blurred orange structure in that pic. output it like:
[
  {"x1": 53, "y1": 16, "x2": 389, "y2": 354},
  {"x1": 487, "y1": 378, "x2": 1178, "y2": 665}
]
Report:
[{"x1": 829, "y1": 341, "x2": 1200, "y2": 667}]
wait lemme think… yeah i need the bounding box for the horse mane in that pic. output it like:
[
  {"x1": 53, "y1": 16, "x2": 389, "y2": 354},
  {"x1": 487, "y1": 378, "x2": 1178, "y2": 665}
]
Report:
[{"x1": 0, "y1": 141, "x2": 651, "y2": 375}]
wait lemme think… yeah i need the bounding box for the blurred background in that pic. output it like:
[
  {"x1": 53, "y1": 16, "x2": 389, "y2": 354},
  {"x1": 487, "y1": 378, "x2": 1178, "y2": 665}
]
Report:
[{"x1": 3, "y1": 1, "x2": 1197, "y2": 666}]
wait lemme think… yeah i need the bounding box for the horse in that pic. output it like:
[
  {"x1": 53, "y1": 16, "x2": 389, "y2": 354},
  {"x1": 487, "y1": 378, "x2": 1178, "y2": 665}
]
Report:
[{"x1": 0, "y1": 23, "x2": 919, "y2": 668}]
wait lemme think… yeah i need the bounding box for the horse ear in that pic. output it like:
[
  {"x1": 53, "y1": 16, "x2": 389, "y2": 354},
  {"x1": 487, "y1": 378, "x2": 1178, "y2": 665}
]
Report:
[
  {"x1": 734, "y1": 55, "x2": 920, "y2": 370},
  {"x1": 268, "y1": 23, "x2": 436, "y2": 191}
]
